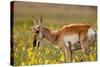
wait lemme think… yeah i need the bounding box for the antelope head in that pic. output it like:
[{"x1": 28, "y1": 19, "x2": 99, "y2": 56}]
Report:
[{"x1": 31, "y1": 16, "x2": 43, "y2": 48}]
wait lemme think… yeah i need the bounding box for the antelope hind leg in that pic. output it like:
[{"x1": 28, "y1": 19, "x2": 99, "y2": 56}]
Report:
[{"x1": 81, "y1": 40, "x2": 90, "y2": 61}]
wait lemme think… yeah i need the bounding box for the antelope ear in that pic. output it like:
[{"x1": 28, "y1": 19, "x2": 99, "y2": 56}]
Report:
[
  {"x1": 32, "y1": 16, "x2": 37, "y2": 26},
  {"x1": 28, "y1": 27, "x2": 33, "y2": 31},
  {"x1": 28, "y1": 27, "x2": 36, "y2": 33}
]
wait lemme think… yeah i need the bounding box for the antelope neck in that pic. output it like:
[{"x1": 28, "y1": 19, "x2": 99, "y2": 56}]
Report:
[{"x1": 42, "y1": 27, "x2": 58, "y2": 44}]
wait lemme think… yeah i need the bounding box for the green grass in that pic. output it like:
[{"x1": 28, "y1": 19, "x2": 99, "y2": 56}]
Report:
[{"x1": 12, "y1": 1, "x2": 97, "y2": 66}]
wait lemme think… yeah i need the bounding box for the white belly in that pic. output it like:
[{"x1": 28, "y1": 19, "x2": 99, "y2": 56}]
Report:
[{"x1": 64, "y1": 34, "x2": 79, "y2": 47}]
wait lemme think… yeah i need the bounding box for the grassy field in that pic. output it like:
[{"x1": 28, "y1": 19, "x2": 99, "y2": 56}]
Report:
[{"x1": 12, "y1": 1, "x2": 97, "y2": 66}]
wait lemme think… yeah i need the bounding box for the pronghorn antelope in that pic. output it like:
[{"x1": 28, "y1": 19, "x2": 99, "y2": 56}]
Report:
[{"x1": 30, "y1": 16, "x2": 96, "y2": 62}]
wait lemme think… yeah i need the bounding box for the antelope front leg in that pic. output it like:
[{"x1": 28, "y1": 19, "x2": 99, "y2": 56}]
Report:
[{"x1": 63, "y1": 44, "x2": 72, "y2": 62}]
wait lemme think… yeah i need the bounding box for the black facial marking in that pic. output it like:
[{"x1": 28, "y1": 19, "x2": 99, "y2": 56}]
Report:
[{"x1": 36, "y1": 30, "x2": 39, "y2": 33}]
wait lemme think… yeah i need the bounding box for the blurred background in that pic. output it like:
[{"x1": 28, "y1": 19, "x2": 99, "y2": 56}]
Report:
[{"x1": 13, "y1": 1, "x2": 97, "y2": 28}]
